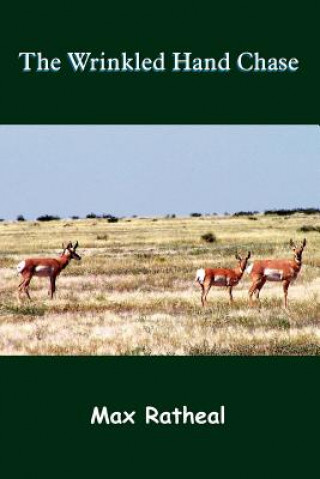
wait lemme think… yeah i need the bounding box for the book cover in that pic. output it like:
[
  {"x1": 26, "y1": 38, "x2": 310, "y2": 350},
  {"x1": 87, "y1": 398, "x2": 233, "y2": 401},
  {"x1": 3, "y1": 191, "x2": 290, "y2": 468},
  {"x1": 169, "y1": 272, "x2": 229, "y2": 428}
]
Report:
[{"x1": 0, "y1": 1, "x2": 318, "y2": 477}]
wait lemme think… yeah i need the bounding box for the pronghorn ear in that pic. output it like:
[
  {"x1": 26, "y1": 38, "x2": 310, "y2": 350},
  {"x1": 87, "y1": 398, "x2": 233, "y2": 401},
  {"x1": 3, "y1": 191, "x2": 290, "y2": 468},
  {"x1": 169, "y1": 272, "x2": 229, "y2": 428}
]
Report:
[
  {"x1": 302, "y1": 238, "x2": 307, "y2": 248},
  {"x1": 247, "y1": 251, "x2": 251, "y2": 259},
  {"x1": 62, "y1": 243, "x2": 65, "y2": 250},
  {"x1": 73, "y1": 241, "x2": 79, "y2": 250},
  {"x1": 235, "y1": 253, "x2": 241, "y2": 260}
]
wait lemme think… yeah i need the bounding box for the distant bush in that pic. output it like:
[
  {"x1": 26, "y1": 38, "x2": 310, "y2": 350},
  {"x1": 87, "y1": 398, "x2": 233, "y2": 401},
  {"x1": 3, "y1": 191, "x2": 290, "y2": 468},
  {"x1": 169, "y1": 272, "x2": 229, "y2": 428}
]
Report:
[
  {"x1": 103, "y1": 214, "x2": 119, "y2": 223},
  {"x1": 16, "y1": 215, "x2": 25, "y2": 221},
  {"x1": 86, "y1": 213, "x2": 119, "y2": 222},
  {"x1": 71, "y1": 216, "x2": 80, "y2": 220},
  {"x1": 0, "y1": 219, "x2": 4, "y2": 222},
  {"x1": 97, "y1": 234, "x2": 109, "y2": 240},
  {"x1": 248, "y1": 216, "x2": 258, "y2": 221},
  {"x1": 190, "y1": 213, "x2": 202, "y2": 217},
  {"x1": 165, "y1": 214, "x2": 176, "y2": 219},
  {"x1": 37, "y1": 214, "x2": 60, "y2": 222},
  {"x1": 298, "y1": 225, "x2": 320, "y2": 233},
  {"x1": 234, "y1": 211, "x2": 259, "y2": 217},
  {"x1": 265, "y1": 208, "x2": 320, "y2": 216},
  {"x1": 201, "y1": 232, "x2": 217, "y2": 243}
]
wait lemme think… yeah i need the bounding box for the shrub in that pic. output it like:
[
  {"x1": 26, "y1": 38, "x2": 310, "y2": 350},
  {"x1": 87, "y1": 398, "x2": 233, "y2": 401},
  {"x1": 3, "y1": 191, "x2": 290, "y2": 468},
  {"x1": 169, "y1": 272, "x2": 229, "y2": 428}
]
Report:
[
  {"x1": 37, "y1": 214, "x2": 60, "y2": 222},
  {"x1": 233, "y1": 211, "x2": 259, "y2": 217},
  {"x1": 265, "y1": 208, "x2": 320, "y2": 216},
  {"x1": 190, "y1": 212, "x2": 202, "y2": 217},
  {"x1": 16, "y1": 214, "x2": 25, "y2": 221},
  {"x1": 97, "y1": 234, "x2": 109, "y2": 240},
  {"x1": 201, "y1": 232, "x2": 217, "y2": 243},
  {"x1": 106, "y1": 215, "x2": 119, "y2": 223},
  {"x1": 86, "y1": 212, "x2": 98, "y2": 219},
  {"x1": 298, "y1": 225, "x2": 320, "y2": 233},
  {"x1": 71, "y1": 215, "x2": 80, "y2": 220}
]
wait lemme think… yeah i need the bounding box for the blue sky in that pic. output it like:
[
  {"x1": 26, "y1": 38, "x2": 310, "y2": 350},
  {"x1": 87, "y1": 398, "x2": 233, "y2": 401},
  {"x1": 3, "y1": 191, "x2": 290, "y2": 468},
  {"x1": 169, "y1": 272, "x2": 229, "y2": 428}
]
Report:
[{"x1": 0, "y1": 125, "x2": 319, "y2": 219}]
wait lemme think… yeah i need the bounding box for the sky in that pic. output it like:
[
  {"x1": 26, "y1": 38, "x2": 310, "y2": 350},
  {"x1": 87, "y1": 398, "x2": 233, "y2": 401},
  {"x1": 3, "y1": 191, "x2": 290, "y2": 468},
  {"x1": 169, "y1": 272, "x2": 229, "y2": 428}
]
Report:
[{"x1": 0, "y1": 125, "x2": 319, "y2": 219}]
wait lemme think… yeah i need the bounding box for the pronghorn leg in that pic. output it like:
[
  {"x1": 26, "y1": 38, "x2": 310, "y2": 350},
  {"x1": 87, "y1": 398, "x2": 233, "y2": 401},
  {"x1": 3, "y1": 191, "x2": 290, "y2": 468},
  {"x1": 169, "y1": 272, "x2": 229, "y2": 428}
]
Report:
[
  {"x1": 18, "y1": 280, "x2": 25, "y2": 296},
  {"x1": 23, "y1": 277, "x2": 32, "y2": 300},
  {"x1": 49, "y1": 277, "x2": 56, "y2": 299},
  {"x1": 199, "y1": 283, "x2": 205, "y2": 307},
  {"x1": 249, "y1": 276, "x2": 265, "y2": 307},
  {"x1": 254, "y1": 278, "x2": 266, "y2": 305},
  {"x1": 228, "y1": 286, "x2": 234, "y2": 303},
  {"x1": 17, "y1": 279, "x2": 25, "y2": 302},
  {"x1": 18, "y1": 274, "x2": 32, "y2": 300},
  {"x1": 18, "y1": 273, "x2": 28, "y2": 293},
  {"x1": 248, "y1": 281, "x2": 258, "y2": 306},
  {"x1": 282, "y1": 280, "x2": 290, "y2": 309},
  {"x1": 202, "y1": 280, "x2": 212, "y2": 307}
]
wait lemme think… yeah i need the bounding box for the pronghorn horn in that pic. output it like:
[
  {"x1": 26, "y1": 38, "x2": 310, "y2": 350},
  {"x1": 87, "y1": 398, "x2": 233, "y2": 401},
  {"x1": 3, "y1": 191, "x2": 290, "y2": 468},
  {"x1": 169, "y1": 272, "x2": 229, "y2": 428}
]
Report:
[
  {"x1": 289, "y1": 239, "x2": 296, "y2": 248},
  {"x1": 247, "y1": 251, "x2": 251, "y2": 259},
  {"x1": 66, "y1": 241, "x2": 73, "y2": 249},
  {"x1": 302, "y1": 238, "x2": 307, "y2": 247},
  {"x1": 73, "y1": 241, "x2": 79, "y2": 250}
]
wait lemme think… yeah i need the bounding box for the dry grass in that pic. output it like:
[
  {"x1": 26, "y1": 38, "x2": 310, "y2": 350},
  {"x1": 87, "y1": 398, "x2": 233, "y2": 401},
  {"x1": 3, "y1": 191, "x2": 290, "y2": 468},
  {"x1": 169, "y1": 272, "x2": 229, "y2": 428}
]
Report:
[{"x1": 0, "y1": 214, "x2": 320, "y2": 355}]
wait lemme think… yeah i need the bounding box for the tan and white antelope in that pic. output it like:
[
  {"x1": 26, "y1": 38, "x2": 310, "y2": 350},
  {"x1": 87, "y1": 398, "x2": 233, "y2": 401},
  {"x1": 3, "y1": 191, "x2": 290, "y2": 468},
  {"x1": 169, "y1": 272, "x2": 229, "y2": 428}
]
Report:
[
  {"x1": 17, "y1": 241, "x2": 81, "y2": 299},
  {"x1": 196, "y1": 252, "x2": 251, "y2": 306},
  {"x1": 247, "y1": 239, "x2": 307, "y2": 308}
]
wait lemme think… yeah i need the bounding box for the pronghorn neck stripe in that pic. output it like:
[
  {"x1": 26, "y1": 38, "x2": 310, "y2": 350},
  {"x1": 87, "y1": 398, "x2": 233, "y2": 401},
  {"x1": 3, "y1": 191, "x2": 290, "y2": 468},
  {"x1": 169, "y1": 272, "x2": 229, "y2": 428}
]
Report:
[{"x1": 59, "y1": 255, "x2": 71, "y2": 269}]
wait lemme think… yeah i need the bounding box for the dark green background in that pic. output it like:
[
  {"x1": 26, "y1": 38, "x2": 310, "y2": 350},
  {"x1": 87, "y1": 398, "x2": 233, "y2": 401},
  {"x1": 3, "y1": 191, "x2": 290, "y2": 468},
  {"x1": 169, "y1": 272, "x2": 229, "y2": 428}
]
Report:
[
  {"x1": 0, "y1": 1, "x2": 318, "y2": 123},
  {"x1": 1, "y1": 358, "x2": 319, "y2": 477},
  {"x1": 0, "y1": 1, "x2": 319, "y2": 477}
]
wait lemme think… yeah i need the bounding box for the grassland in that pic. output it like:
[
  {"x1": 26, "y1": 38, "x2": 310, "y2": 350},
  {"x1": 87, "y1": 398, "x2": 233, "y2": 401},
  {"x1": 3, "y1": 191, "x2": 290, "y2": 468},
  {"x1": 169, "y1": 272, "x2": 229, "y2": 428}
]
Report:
[{"x1": 0, "y1": 214, "x2": 320, "y2": 355}]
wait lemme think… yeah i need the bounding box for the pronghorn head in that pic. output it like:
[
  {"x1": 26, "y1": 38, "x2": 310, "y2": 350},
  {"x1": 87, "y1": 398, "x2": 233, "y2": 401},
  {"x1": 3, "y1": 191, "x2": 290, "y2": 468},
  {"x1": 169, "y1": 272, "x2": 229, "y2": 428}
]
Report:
[
  {"x1": 290, "y1": 238, "x2": 306, "y2": 263},
  {"x1": 235, "y1": 251, "x2": 251, "y2": 272},
  {"x1": 62, "y1": 241, "x2": 81, "y2": 261}
]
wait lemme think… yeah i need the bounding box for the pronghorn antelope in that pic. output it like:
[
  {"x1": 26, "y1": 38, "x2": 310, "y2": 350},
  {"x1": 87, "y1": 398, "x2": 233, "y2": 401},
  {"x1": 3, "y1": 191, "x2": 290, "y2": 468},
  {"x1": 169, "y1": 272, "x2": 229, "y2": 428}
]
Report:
[
  {"x1": 247, "y1": 239, "x2": 307, "y2": 308},
  {"x1": 196, "y1": 252, "x2": 251, "y2": 306},
  {"x1": 17, "y1": 241, "x2": 81, "y2": 299}
]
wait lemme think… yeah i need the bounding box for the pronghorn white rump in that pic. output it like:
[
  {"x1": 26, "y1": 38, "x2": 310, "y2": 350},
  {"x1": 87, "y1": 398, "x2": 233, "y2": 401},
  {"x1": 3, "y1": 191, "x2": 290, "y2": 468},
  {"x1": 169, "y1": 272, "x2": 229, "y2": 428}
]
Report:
[
  {"x1": 17, "y1": 261, "x2": 26, "y2": 274},
  {"x1": 195, "y1": 268, "x2": 206, "y2": 284}
]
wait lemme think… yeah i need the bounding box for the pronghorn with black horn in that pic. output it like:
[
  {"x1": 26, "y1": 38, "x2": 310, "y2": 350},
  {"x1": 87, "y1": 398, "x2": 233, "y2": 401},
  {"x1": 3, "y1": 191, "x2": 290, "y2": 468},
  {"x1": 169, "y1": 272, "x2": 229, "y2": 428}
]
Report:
[
  {"x1": 247, "y1": 238, "x2": 307, "y2": 308},
  {"x1": 17, "y1": 241, "x2": 81, "y2": 299},
  {"x1": 196, "y1": 252, "x2": 251, "y2": 306}
]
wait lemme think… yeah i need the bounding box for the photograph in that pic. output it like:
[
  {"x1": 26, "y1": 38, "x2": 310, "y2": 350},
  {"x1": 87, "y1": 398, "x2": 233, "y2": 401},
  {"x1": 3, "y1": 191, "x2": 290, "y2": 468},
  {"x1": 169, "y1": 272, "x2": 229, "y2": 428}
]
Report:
[{"x1": 0, "y1": 124, "x2": 319, "y2": 355}]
